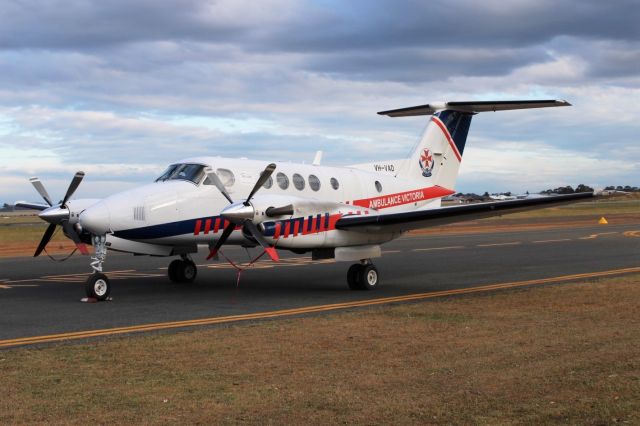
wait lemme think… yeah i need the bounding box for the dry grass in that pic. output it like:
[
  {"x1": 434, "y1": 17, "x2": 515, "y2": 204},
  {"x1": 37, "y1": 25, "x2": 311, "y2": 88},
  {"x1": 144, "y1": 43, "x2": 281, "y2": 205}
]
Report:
[
  {"x1": 498, "y1": 197, "x2": 640, "y2": 219},
  {"x1": 1, "y1": 277, "x2": 639, "y2": 425}
]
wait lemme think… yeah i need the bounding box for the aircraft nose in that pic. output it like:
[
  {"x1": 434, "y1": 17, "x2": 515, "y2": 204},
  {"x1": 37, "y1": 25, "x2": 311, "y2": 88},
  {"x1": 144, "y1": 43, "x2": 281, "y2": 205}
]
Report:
[{"x1": 79, "y1": 201, "x2": 111, "y2": 235}]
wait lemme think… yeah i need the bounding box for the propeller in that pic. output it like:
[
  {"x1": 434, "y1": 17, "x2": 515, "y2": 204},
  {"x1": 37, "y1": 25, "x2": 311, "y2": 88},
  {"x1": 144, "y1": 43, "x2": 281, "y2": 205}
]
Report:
[
  {"x1": 27, "y1": 172, "x2": 90, "y2": 257},
  {"x1": 206, "y1": 163, "x2": 280, "y2": 261}
]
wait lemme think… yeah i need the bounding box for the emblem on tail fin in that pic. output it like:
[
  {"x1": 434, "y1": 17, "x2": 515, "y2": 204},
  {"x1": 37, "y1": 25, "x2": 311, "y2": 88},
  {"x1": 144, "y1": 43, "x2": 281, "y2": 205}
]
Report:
[{"x1": 418, "y1": 148, "x2": 434, "y2": 177}]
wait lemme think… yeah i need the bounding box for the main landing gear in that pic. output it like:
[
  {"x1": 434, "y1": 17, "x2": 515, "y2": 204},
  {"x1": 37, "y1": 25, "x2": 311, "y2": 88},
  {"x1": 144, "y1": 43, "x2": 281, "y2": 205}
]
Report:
[
  {"x1": 84, "y1": 234, "x2": 111, "y2": 301},
  {"x1": 347, "y1": 260, "x2": 379, "y2": 291},
  {"x1": 168, "y1": 255, "x2": 198, "y2": 283}
]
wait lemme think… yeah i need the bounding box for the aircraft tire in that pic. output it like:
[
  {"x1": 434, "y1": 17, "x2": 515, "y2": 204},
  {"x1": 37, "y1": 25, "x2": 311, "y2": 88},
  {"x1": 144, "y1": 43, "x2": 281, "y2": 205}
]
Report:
[
  {"x1": 180, "y1": 260, "x2": 198, "y2": 283},
  {"x1": 347, "y1": 264, "x2": 363, "y2": 290},
  {"x1": 85, "y1": 273, "x2": 111, "y2": 301},
  {"x1": 168, "y1": 259, "x2": 197, "y2": 283},
  {"x1": 168, "y1": 260, "x2": 183, "y2": 283},
  {"x1": 358, "y1": 264, "x2": 379, "y2": 290}
]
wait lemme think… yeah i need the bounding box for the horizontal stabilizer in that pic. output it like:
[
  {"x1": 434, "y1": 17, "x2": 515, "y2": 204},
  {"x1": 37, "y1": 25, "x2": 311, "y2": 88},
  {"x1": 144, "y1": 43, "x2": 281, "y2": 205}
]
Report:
[
  {"x1": 378, "y1": 100, "x2": 571, "y2": 117},
  {"x1": 14, "y1": 201, "x2": 49, "y2": 211}
]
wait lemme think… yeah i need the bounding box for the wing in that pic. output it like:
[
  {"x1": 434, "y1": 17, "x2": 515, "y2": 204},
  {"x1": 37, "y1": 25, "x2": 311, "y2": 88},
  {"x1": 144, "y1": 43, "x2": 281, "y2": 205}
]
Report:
[{"x1": 335, "y1": 192, "x2": 594, "y2": 233}]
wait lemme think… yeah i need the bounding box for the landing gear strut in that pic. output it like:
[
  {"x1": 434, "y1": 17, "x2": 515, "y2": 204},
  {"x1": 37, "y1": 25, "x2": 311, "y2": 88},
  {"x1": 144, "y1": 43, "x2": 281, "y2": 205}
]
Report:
[
  {"x1": 85, "y1": 234, "x2": 111, "y2": 301},
  {"x1": 347, "y1": 260, "x2": 379, "y2": 290},
  {"x1": 168, "y1": 255, "x2": 198, "y2": 283}
]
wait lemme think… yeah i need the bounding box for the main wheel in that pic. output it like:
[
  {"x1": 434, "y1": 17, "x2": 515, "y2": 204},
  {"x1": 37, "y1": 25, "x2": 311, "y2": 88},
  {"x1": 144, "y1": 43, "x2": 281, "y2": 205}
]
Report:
[
  {"x1": 168, "y1": 259, "x2": 197, "y2": 283},
  {"x1": 168, "y1": 259, "x2": 183, "y2": 283},
  {"x1": 347, "y1": 264, "x2": 363, "y2": 290},
  {"x1": 85, "y1": 273, "x2": 111, "y2": 301},
  {"x1": 180, "y1": 260, "x2": 197, "y2": 283},
  {"x1": 358, "y1": 264, "x2": 379, "y2": 290}
]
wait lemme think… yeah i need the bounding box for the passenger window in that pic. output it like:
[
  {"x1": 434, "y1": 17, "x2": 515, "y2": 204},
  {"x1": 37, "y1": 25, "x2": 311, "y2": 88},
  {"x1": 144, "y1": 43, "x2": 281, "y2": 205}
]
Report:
[
  {"x1": 375, "y1": 181, "x2": 382, "y2": 192},
  {"x1": 216, "y1": 168, "x2": 235, "y2": 187},
  {"x1": 276, "y1": 172, "x2": 289, "y2": 190},
  {"x1": 330, "y1": 177, "x2": 339, "y2": 190},
  {"x1": 263, "y1": 175, "x2": 273, "y2": 189},
  {"x1": 309, "y1": 174, "x2": 321, "y2": 191},
  {"x1": 292, "y1": 173, "x2": 305, "y2": 190}
]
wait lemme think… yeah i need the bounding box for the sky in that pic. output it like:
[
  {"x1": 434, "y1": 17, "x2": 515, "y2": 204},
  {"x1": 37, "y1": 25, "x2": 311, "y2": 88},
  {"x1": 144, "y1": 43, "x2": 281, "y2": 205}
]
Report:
[{"x1": 1, "y1": 0, "x2": 639, "y2": 203}]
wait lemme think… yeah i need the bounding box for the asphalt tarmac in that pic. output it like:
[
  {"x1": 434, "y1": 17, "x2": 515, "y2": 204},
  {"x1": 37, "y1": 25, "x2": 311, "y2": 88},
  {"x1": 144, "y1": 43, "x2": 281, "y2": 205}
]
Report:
[{"x1": 1, "y1": 222, "x2": 640, "y2": 347}]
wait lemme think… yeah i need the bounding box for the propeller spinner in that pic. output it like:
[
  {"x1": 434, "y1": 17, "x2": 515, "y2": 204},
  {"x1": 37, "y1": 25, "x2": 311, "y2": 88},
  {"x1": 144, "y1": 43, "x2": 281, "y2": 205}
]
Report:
[
  {"x1": 26, "y1": 172, "x2": 90, "y2": 257},
  {"x1": 206, "y1": 163, "x2": 280, "y2": 261}
]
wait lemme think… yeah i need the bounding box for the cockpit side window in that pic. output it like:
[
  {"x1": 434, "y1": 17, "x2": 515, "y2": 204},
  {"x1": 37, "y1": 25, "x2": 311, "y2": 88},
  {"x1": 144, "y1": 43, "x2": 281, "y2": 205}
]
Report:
[
  {"x1": 156, "y1": 164, "x2": 179, "y2": 182},
  {"x1": 155, "y1": 163, "x2": 206, "y2": 184}
]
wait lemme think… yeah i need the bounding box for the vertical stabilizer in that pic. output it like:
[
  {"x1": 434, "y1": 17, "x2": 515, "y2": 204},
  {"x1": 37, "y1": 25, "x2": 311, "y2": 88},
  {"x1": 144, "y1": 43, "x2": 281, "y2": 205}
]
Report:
[{"x1": 378, "y1": 100, "x2": 570, "y2": 190}]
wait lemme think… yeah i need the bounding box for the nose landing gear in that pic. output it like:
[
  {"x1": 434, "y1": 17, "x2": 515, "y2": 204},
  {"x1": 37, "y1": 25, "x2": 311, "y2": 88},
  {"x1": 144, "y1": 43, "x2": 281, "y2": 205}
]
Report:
[
  {"x1": 347, "y1": 260, "x2": 379, "y2": 290},
  {"x1": 84, "y1": 234, "x2": 111, "y2": 301}
]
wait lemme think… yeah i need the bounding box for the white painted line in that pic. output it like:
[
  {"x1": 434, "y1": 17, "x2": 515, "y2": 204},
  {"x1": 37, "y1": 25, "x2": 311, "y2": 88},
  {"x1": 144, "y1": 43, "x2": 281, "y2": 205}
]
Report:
[
  {"x1": 533, "y1": 238, "x2": 572, "y2": 244},
  {"x1": 580, "y1": 231, "x2": 619, "y2": 240},
  {"x1": 477, "y1": 242, "x2": 522, "y2": 247},
  {"x1": 413, "y1": 246, "x2": 465, "y2": 252}
]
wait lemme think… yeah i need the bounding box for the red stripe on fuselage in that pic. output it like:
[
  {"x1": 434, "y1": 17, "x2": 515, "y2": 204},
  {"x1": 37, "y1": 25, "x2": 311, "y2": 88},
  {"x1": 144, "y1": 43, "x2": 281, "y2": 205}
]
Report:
[
  {"x1": 432, "y1": 116, "x2": 462, "y2": 162},
  {"x1": 352, "y1": 186, "x2": 454, "y2": 210}
]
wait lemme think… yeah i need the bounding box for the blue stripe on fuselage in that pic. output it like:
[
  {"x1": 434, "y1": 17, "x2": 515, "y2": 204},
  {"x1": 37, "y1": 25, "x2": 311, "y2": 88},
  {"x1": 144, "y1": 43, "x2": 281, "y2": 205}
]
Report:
[{"x1": 113, "y1": 217, "x2": 215, "y2": 240}]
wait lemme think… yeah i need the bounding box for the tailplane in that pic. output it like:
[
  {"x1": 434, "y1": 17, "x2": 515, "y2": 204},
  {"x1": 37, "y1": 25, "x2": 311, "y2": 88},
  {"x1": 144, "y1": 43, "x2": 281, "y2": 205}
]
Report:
[{"x1": 379, "y1": 100, "x2": 570, "y2": 190}]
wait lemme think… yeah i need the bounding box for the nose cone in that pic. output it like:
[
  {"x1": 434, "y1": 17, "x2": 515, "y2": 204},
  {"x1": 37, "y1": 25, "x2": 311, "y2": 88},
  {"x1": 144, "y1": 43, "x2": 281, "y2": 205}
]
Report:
[
  {"x1": 79, "y1": 201, "x2": 111, "y2": 235},
  {"x1": 221, "y1": 202, "x2": 254, "y2": 223},
  {"x1": 38, "y1": 206, "x2": 69, "y2": 224}
]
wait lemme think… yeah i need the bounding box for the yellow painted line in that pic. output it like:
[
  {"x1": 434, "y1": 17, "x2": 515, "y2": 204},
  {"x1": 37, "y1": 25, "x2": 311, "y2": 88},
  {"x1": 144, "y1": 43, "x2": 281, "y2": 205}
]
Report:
[
  {"x1": 533, "y1": 238, "x2": 573, "y2": 244},
  {"x1": 477, "y1": 242, "x2": 521, "y2": 247},
  {"x1": 4, "y1": 278, "x2": 47, "y2": 284},
  {"x1": 42, "y1": 270, "x2": 136, "y2": 279},
  {"x1": 2, "y1": 265, "x2": 640, "y2": 349},
  {"x1": 413, "y1": 246, "x2": 465, "y2": 252},
  {"x1": 623, "y1": 230, "x2": 640, "y2": 238}
]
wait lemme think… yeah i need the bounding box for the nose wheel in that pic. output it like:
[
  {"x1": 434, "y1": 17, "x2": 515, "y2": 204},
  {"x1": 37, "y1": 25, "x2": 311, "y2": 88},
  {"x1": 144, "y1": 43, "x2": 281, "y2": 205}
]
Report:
[
  {"x1": 168, "y1": 257, "x2": 198, "y2": 283},
  {"x1": 85, "y1": 272, "x2": 111, "y2": 301},
  {"x1": 347, "y1": 261, "x2": 379, "y2": 290},
  {"x1": 83, "y1": 234, "x2": 112, "y2": 301}
]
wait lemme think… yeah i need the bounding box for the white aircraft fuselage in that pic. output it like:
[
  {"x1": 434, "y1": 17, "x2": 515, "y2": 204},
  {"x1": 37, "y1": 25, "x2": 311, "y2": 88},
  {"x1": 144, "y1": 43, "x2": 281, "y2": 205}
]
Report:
[
  {"x1": 23, "y1": 99, "x2": 592, "y2": 299},
  {"x1": 80, "y1": 156, "x2": 451, "y2": 253}
]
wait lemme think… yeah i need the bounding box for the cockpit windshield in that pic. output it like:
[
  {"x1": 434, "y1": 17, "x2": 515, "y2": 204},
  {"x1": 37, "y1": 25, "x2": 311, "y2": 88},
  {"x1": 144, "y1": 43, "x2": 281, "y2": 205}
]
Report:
[{"x1": 155, "y1": 163, "x2": 206, "y2": 184}]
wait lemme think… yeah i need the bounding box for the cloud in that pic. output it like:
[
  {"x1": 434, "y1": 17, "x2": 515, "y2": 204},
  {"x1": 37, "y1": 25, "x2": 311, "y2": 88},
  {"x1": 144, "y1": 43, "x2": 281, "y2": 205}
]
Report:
[{"x1": 0, "y1": 1, "x2": 638, "y2": 202}]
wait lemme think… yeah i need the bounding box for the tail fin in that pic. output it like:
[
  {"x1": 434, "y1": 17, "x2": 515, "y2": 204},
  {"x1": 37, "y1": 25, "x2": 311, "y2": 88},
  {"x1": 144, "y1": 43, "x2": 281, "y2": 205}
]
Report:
[{"x1": 379, "y1": 100, "x2": 570, "y2": 190}]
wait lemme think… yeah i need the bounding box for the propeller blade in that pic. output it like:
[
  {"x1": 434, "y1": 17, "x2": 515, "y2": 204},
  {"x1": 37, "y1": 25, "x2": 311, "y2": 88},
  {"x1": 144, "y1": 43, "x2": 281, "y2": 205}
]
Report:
[
  {"x1": 34, "y1": 223, "x2": 57, "y2": 257},
  {"x1": 61, "y1": 221, "x2": 90, "y2": 255},
  {"x1": 243, "y1": 220, "x2": 279, "y2": 262},
  {"x1": 244, "y1": 163, "x2": 276, "y2": 206},
  {"x1": 265, "y1": 204, "x2": 294, "y2": 217},
  {"x1": 29, "y1": 178, "x2": 53, "y2": 206},
  {"x1": 206, "y1": 171, "x2": 234, "y2": 204},
  {"x1": 61, "y1": 171, "x2": 85, "y2": 207},
  {"x1": 206, "y1": 222, "x2": 235, "y2": 260}
]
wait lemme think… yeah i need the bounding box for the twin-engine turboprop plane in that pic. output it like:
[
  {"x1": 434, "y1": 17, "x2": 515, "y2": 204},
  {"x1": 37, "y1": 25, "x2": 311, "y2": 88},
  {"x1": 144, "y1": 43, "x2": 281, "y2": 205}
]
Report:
[{"x1": 17, "y1": 100, "x2": 597, "y2": 300}]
